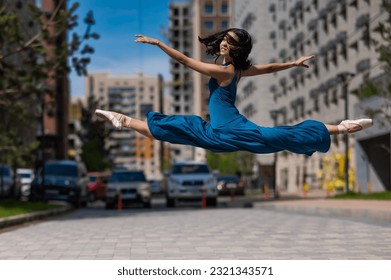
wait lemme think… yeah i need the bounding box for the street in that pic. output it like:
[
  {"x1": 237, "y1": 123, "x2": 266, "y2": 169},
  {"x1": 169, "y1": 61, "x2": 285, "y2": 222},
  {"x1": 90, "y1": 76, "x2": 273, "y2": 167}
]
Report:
[{"x1": 0, "y1": 195, "x2": 390, "y2": 260}]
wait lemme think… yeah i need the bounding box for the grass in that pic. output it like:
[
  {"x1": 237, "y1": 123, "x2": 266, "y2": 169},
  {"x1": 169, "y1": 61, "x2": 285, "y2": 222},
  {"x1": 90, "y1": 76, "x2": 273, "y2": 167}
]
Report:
[
  {"x1": 0, "y1": 199, "x2": 60, "y2": 218},
  {"x1": 331, "y1": 192, "x2": 391, "y2": 200}
]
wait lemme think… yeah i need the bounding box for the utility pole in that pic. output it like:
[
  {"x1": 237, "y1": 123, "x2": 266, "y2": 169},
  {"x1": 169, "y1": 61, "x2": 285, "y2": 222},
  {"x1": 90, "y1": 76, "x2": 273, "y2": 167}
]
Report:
[{"x1": 337, "y1": 72, "x2": 355, "y2": 193}]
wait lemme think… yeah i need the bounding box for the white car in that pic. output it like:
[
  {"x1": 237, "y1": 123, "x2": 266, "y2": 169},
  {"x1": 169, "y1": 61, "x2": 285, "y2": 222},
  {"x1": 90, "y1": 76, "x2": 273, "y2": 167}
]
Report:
[
  {"x1": 17, "y1": 168, "x2": 34, "y2": 197},
  {"x1": 165, "y1": 161, "x2": 217, "y2": 207}
]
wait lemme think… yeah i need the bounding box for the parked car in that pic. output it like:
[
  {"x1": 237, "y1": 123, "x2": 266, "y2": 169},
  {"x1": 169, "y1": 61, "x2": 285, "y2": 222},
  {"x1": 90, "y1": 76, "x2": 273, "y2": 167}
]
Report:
[
  {"x1": 0, "y1": 164, "x2": 17, "y2": 197},
  {"x1": 17, "y1": 168, "x2": 34, "y2": 197},
  {"x1": 105, "y1": 170, "x2": 151, "y2": 209},
  {"x1": 29, "y1": 160, "x2": 88, "y2": 207},
  {"x1": 165, "y1": 161, "x2": 217, "y2": 207},
  {"x1": 216, "y1": 175, "x2": 245, "y2": 196},
  {"x1": 87, "y1": 172, "x2": 109, "y2": 202},
  {"x1": 149, "y1": 180, "x2": 163, "y2": 194}
]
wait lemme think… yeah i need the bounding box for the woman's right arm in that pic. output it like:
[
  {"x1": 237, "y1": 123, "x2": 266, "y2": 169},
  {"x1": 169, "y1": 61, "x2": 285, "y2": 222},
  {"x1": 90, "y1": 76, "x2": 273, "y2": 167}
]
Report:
[{"x1": 134, "y1": 34, "x2": 230, "y2": 80}]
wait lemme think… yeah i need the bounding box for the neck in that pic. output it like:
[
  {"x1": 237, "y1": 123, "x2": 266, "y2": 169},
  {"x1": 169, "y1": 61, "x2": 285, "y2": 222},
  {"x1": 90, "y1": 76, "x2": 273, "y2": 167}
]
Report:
[{"x1": 223, "y1": 59, "x2": 233, "y2": 65}]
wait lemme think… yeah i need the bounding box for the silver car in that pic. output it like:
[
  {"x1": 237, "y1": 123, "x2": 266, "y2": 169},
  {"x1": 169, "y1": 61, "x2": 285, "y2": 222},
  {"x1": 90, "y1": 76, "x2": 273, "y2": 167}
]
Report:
[
  {"x1": 17, "y1": 168, "x2": 34, "y2": 197},
  {"x1": 106, "y1": 170, "x2": 151, "y2": 209},
  {"x1": 165, "y1": 161, "x2": 218, "y2": 207}
]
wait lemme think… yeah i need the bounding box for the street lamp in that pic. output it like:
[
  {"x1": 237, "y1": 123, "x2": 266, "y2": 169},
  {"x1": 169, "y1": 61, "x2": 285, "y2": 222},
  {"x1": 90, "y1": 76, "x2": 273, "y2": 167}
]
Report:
[{"x1": 337, "y1": 72, "x2": 355, "y2": 193}]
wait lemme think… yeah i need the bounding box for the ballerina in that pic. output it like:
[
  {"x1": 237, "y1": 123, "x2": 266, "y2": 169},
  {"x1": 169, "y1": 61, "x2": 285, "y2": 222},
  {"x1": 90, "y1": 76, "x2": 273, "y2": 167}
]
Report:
[{"x1": 95, "y1": 28, "x2": 372, "y2": 156}]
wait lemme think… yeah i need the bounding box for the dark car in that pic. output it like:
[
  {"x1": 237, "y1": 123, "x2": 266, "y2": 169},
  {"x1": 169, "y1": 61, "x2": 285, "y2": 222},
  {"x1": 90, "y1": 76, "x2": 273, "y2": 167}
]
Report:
[
  {"x1": 87, "y1": 172, "x2": 109, "y2": 202},
  {"x1": 0, "y1": 164, "x2": 21, "y2": 197},
  {"x1": 105, "y1": 170, "x2": 151, "y2": 209},
  {"x1": 29, "y1": 160, "x2": 88, "y2": 207},
  {"x1": 216, "y1": 175, "x2": 245, "y2": 196}
]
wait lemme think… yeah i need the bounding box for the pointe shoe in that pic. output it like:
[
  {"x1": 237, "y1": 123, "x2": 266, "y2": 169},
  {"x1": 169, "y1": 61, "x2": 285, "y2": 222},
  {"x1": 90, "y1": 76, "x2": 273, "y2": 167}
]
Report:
[
  {"x1": 95, "y1": 109, "x2": 123, "y2": 129},
  {"x1": 338, "y1": 118, "x2": 373, "y2": 134}
]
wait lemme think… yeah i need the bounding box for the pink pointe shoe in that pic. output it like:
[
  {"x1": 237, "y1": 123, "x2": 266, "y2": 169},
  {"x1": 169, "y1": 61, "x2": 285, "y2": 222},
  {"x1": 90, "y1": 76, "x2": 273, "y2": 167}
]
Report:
[
  {"x1": 95, "y1": 109, "x2": 123, "y2": 129},
  {"x1": 337, "y1": 118, "x2": 373, "y2": 134}
]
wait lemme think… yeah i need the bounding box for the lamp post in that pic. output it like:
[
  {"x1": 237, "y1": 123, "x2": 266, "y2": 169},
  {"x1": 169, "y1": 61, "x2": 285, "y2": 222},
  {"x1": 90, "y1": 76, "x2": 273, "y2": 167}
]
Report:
[{"x1": 337, "y1": 72, "x2": 355, "y2": 193}]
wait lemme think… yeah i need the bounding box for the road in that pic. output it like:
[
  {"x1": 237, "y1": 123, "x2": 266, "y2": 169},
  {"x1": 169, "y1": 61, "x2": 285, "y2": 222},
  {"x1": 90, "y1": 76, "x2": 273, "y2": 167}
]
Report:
[{"x1": 0, "y1": 195, "x2": 390, "y2": 259}]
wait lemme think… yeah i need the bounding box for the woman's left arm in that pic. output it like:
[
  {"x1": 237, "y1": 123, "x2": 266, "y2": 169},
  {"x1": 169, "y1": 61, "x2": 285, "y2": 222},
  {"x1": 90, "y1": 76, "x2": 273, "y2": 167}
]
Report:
[{"x1": 242, "y1": 55, "x2": 315, "y2": 77}]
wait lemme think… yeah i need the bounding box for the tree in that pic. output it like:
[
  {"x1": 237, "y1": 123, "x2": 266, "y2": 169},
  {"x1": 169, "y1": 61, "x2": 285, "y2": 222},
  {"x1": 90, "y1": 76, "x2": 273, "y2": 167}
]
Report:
[
  {"x1": 206, "y1": 151, "x2": 254, "y2": 177},
  {"x1": 80, "y1": 95, "x2": 111, "y2": 172},
  {"x1": 359, "y1": 0, "x2": 391, "y2": 125},
  {"x1": 0, "y1": 0, "x2": 98, "y2": 195}
]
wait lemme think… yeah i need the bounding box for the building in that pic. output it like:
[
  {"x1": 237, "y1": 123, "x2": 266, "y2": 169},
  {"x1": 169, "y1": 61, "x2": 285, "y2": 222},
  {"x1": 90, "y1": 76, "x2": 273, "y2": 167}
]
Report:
[
  {"x1": 68, "y1": 99, "x2": 83, "y2": 162},
  {"x1": 40, "y1": 0, "x2": 69, "y2": 160},
  {"x1": 85, "y1": 72, "x2": 162, "y2": 180},
  {"x1": 232, "y1": 0, "x2": 390, "y2": 192},
  {"x1": 167, "y1": 0, "x2": 232, "y2": 162},
  {"x1": 168, "y1": 1, "x2": 195, "y2": 162}
]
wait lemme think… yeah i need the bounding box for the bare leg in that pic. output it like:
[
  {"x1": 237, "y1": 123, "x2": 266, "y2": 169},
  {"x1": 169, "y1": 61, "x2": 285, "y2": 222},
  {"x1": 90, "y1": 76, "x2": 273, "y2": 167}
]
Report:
[
  {"x1": 324, "y1": 124, "x2": 339, "y2": 135},
  {"x1": 95, "y1": 109, "x2": 155, "y2": 140},
  {"x1": 123, "y1": 117, "x2": 155, "y2": 140}
]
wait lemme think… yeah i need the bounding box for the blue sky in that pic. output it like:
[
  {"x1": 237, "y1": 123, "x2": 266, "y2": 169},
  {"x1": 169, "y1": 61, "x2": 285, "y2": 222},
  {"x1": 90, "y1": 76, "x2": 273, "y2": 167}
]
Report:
[{"x1": 70, "y1": 0, "x2": 183, "y2": 98}]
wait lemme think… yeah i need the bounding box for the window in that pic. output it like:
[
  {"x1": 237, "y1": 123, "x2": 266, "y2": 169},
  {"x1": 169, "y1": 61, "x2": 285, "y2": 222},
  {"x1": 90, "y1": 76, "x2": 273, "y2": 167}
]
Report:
[
  {"x1": 221, "y1": 20, "x2": 228, "y2": 29},
  {"x1": 221, "y1": 3, "x2": 228, "y2": 14},
  {"x1": 204, "y1": 20, "x2": 214, "y2": 30},
  {"x1": 204, "y1": 3, "x2": 213, "y2": 14}
]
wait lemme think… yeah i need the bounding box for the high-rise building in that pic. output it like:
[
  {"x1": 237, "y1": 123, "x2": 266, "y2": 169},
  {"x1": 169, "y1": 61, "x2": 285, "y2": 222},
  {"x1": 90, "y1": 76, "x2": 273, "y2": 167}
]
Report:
[
  {"x1": 232, "y1": 0, "x2": 390, "y2": 192},
  {"x1": 167, "y1": 0, "x2": 232, "y2": 162},
  {"x1": 168, "y1": 1, "x2": 195, "y2": 162},
  {"x1": 41, "y1": 0, "x2": 69, "y2": 160},
  {"x1": 86, "y1": 72, "x2": 162, "y2": 180}
]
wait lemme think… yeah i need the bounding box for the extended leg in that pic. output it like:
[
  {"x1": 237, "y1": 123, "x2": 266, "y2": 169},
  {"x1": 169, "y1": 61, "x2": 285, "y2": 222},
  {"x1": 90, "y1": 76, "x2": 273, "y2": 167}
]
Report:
[
  {"x1": 325, "y1": 119, "x2": 373, "y2": 135},
  {"x1": 95, "y1": 109, "x2": 155, "y2": 140}
]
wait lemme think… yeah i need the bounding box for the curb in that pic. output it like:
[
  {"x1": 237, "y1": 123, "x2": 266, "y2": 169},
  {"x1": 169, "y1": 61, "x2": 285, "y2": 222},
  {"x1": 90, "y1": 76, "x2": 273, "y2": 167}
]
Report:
[
  {"x1": 0, "y1": 204, "x2": 73, "y2": 229},
  {"x1": 253, "y1": 201, "x2": 391, "y2": 222}
]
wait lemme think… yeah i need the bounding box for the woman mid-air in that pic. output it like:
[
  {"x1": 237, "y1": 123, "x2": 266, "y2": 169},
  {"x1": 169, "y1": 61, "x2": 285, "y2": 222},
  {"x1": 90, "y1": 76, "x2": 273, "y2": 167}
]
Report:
[{"x1": 96, "y1": 28, "x2": 373, "y2": 156}]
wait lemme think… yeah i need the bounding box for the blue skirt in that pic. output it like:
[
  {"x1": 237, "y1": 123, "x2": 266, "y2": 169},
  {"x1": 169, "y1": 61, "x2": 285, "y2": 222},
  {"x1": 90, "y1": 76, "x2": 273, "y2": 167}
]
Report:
[{"x1": 147, "y1": 112, "x2": 330, "y2": 156}]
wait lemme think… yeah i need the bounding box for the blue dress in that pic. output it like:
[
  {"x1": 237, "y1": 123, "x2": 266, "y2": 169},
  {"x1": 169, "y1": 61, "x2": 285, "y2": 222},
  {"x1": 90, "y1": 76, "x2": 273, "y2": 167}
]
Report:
[{"x1": 147, "y1": 69, "x2": 330, "y2": 156}]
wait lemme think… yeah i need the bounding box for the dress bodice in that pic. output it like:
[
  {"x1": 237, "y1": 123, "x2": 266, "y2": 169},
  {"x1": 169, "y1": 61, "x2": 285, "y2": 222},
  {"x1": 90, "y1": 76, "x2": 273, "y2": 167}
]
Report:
[{"x1": 208, "y1": 73, "x2": 241, "y2": 128}]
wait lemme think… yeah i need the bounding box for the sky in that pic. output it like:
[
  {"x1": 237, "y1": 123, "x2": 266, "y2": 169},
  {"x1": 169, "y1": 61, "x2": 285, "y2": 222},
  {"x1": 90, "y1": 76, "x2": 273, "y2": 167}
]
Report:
[{"x1": 69, "y1": 0, "x2": 183, "y2": 98}]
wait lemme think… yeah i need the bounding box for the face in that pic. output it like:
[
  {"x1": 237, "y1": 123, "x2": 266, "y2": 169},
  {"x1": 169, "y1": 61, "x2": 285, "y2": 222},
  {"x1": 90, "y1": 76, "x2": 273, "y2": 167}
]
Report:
[{"x1": 220, "y1": 31, "x2": 239, "y2": 57}]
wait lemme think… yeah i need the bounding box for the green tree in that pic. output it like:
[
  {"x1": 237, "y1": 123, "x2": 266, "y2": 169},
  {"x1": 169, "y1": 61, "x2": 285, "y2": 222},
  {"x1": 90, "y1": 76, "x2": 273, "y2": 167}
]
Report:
[
  {"x1": 0, "y1": 1, "x2": 98, "y2": 195},
  {"x1": 80, "y1": 95, "x2": 110, "y2": 172},
  {"x1": 359, "y1": 0, "x2": 391, "y2": 124},
  {"x1": 206, "y1": 151, "x2": 253, "y2": 177}
]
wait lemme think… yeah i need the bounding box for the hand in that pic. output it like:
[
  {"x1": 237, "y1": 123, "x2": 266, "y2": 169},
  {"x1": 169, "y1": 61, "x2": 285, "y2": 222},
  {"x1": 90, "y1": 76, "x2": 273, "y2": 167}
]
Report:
[
  {"x1": 294, "y1": 55, "x2": 315, "y2": 68},
  {"x1": 134, "y1": 34, "x2": 159, "y2": 45}
]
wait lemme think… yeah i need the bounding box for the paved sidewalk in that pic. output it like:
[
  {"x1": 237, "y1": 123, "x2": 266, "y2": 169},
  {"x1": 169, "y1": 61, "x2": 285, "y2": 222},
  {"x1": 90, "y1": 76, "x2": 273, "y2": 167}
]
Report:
[{"x1": 253, "y1": 191, "x2": 391, "y2": 222}]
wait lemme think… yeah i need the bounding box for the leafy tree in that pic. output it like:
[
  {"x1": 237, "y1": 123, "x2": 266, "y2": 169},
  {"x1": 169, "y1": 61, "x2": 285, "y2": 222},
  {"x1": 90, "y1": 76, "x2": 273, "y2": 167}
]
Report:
[
  {"x1": 206, "y1": 151, "x2": 253, "y2": 177},
  {"x1": 0, "y1": 1, "x2": 98, "y2": 196},
  {"x1": 359, "y1": 0, "x2": 391, "y2": 125},
  {"x1": 80, "y1": 95, "x2": 111, "y2": 171}
]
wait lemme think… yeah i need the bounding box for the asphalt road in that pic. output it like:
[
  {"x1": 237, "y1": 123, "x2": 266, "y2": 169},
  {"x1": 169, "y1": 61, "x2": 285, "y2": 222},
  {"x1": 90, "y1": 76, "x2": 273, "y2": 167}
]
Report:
[{"x1": 0, "y1": 195, "x2": 390, "y2": 259}]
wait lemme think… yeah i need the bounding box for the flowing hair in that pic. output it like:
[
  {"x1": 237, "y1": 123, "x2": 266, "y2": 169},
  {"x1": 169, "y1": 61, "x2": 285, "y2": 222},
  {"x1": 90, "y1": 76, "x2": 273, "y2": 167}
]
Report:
[{"x1": 198, "y1": 28, "x2": 253, "y2": 71}]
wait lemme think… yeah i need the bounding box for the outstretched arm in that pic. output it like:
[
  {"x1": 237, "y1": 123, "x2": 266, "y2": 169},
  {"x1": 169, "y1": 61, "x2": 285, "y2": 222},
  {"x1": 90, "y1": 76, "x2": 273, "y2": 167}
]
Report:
[
  {"x1": 134, "y1": 34, "x2": 230, "y2": 80},
  {"x1": 242, "y1": 55, "x2": 315, "y2": 77}
]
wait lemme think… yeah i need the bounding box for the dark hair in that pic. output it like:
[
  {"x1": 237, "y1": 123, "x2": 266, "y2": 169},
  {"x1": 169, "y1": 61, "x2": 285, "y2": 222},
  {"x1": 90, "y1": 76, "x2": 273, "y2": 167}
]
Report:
[{"x1": 198, "y1": 28, "x2": 253, "y2": 71}]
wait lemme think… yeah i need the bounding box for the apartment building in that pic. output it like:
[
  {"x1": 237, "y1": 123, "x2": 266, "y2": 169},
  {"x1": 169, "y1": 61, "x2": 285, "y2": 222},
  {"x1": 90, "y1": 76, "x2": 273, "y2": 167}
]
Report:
[
  {"x1": 168, "y1": 1, "x2": 195, "y2": 162},
  {"x1": 85, "y1": 72, "x2": 162, "y2": 180},
  {"x1": 233, "y1": 0, "x2": 390, "y2": 192}
]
